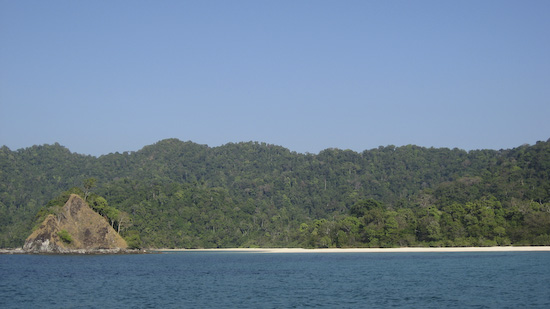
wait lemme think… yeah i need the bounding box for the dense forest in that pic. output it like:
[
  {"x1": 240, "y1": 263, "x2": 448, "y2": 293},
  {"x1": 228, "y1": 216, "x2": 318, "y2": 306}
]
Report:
[{"x1": 1, "y1": 138, "x2": 549, "y2": 248}]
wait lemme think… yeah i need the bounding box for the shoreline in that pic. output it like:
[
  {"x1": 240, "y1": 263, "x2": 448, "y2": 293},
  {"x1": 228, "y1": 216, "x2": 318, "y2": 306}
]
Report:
[
  {"x1": 155, "y1": 246, "x2": 550, "y2": 253},
  {"x1": 3, "y1": 246, "x2": 550, "y2": 254},
  {"x1": 0, "y1": 248, "x2": 150, "y2": 255}
]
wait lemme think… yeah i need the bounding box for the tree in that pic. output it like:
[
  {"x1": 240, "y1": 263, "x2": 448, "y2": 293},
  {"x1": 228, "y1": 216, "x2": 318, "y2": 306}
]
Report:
[
  {"x1": 83, "y1": 178, "x2": 97, "y2": 201},
  {"x1": 350, "y1": 199, "x2": 384, "y2": 218},
  {"x1": 89, "y1": 195, "x2": 108, "y2": 214},
  {"x1": 104, "y1": 207, "x2": 120, "y2": 228},
  {"x1": 117, "y1": 211, "x2": 132, "y2": 234}
]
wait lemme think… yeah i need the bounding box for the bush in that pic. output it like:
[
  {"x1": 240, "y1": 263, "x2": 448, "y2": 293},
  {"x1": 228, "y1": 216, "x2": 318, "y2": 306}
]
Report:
[
  {"x1": 57, "y1": 229, "x2": 73, "y2": 244},
  {"x1": 124, "y1": 231, "x2": 142, "y2": 249}
]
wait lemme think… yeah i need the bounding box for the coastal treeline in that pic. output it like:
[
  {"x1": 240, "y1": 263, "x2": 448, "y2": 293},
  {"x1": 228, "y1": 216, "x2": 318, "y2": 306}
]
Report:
[{"x1": 1, "y1": 138, "x2": 549, "y2": 248}]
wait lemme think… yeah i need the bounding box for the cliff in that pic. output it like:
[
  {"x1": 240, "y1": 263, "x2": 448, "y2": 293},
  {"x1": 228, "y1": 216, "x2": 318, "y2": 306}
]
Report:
[{"x1": 23, "y1": 194, "x2": 128, "y2": 253}]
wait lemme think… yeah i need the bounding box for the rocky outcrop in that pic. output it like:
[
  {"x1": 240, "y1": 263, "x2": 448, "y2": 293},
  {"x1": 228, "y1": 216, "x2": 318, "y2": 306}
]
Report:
[{"x1": 23, "y1": 194, "x2": 128, "y2": 253}]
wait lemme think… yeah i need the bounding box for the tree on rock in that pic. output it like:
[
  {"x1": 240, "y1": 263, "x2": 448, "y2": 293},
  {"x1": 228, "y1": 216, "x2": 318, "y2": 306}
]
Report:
[{"x1": 83, "y1": 178, "x2": 97, "y2": 201}]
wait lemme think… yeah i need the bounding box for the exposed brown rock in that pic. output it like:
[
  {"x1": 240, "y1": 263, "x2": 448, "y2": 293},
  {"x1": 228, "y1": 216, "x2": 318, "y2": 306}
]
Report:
[{"x1": 23, "y1": 194, "x2": 127, "y2": 253}]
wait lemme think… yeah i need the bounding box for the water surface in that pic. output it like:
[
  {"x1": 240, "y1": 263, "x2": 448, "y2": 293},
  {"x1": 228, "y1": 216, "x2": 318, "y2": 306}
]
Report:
[{"x1": 1, "y1": 252, "x2": 549, "y2": 308}]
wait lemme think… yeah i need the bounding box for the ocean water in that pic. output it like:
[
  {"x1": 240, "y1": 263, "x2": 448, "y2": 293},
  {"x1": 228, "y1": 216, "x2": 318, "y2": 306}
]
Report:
[{"x1": 1, "y1": 251, "x2": 549, "y2": 308}]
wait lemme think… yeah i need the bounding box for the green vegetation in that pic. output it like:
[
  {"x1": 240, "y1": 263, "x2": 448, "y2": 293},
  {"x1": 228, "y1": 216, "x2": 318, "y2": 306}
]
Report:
[
  {"x1": 1, "y1": 138, "x2": 549, "y2": 248},
  {"x1": 298, "y1": 196, "x2": 550, "y2": 248},
  {"x1": 87, "y1": 191, "x2": 130, "y2": 233},
  {"x1": 124, "y1": 230, "x2": 142, "y2": 249},
  {"x1": 57, "y1": 229, "x2": 72, "y2": 244}
]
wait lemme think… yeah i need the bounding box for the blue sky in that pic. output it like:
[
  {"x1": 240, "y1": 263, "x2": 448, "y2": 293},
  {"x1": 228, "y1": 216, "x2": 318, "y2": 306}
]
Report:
[{"x1": 1, "y1": 1, "x2": 549, "y2": 156}]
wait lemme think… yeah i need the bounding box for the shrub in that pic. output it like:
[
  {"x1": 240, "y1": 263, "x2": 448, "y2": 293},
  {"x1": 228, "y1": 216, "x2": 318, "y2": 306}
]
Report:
[
  {"x1": 124, "y1": 230, "x2": 142, "y2": 249},
  {"x1": 57, "y1": 229, "x2": 73, "y2": 244}
]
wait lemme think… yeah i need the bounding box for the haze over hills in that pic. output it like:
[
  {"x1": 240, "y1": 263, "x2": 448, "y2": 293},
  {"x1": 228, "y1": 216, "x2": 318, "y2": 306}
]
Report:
[{"x1": 1, "y1": 138, "x2": 549, "y2": 248}]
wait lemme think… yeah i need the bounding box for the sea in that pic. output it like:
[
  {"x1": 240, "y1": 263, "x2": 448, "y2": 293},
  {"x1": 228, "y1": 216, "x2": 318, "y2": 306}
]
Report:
[{"x1": 1, "y1": 251, "x2": 549, "y2": 308}]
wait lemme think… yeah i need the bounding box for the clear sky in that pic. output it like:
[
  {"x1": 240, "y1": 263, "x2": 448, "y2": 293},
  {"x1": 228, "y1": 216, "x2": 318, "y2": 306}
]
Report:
[{"x1": 1, "y1": 1, "x2": 549, "y2": 156}]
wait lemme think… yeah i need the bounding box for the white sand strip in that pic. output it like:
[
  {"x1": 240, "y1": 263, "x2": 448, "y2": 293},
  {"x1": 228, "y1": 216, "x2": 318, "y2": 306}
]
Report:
[{"x1": 156, "y1": 246, "x2": 550, "y2": 253}]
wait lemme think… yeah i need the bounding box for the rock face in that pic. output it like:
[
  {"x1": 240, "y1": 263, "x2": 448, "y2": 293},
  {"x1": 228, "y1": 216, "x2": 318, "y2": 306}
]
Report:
[{"x1": 23, "y1": 194, "x2": 127, "y2": 253}]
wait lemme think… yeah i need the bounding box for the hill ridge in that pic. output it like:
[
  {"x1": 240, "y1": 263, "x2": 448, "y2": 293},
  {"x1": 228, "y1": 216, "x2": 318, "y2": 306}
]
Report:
[{"x1": 1, "y1": 138, "x2": 548, "y2": 248}]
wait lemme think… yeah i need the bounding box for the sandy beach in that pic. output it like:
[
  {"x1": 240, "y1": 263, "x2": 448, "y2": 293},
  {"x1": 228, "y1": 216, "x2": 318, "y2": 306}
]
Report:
[
  {"x1": 3, "y1": 246, "x2": 549, "y2": 254},
  {"x1": 157, "y1": 246, "x2": 550, "y2": 253}
]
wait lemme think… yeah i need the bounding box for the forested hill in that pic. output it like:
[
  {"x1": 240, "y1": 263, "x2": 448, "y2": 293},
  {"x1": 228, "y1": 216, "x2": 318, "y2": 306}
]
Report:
[{"x1": 1, "y1": 138, "x2": 549, "y2": 248}]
